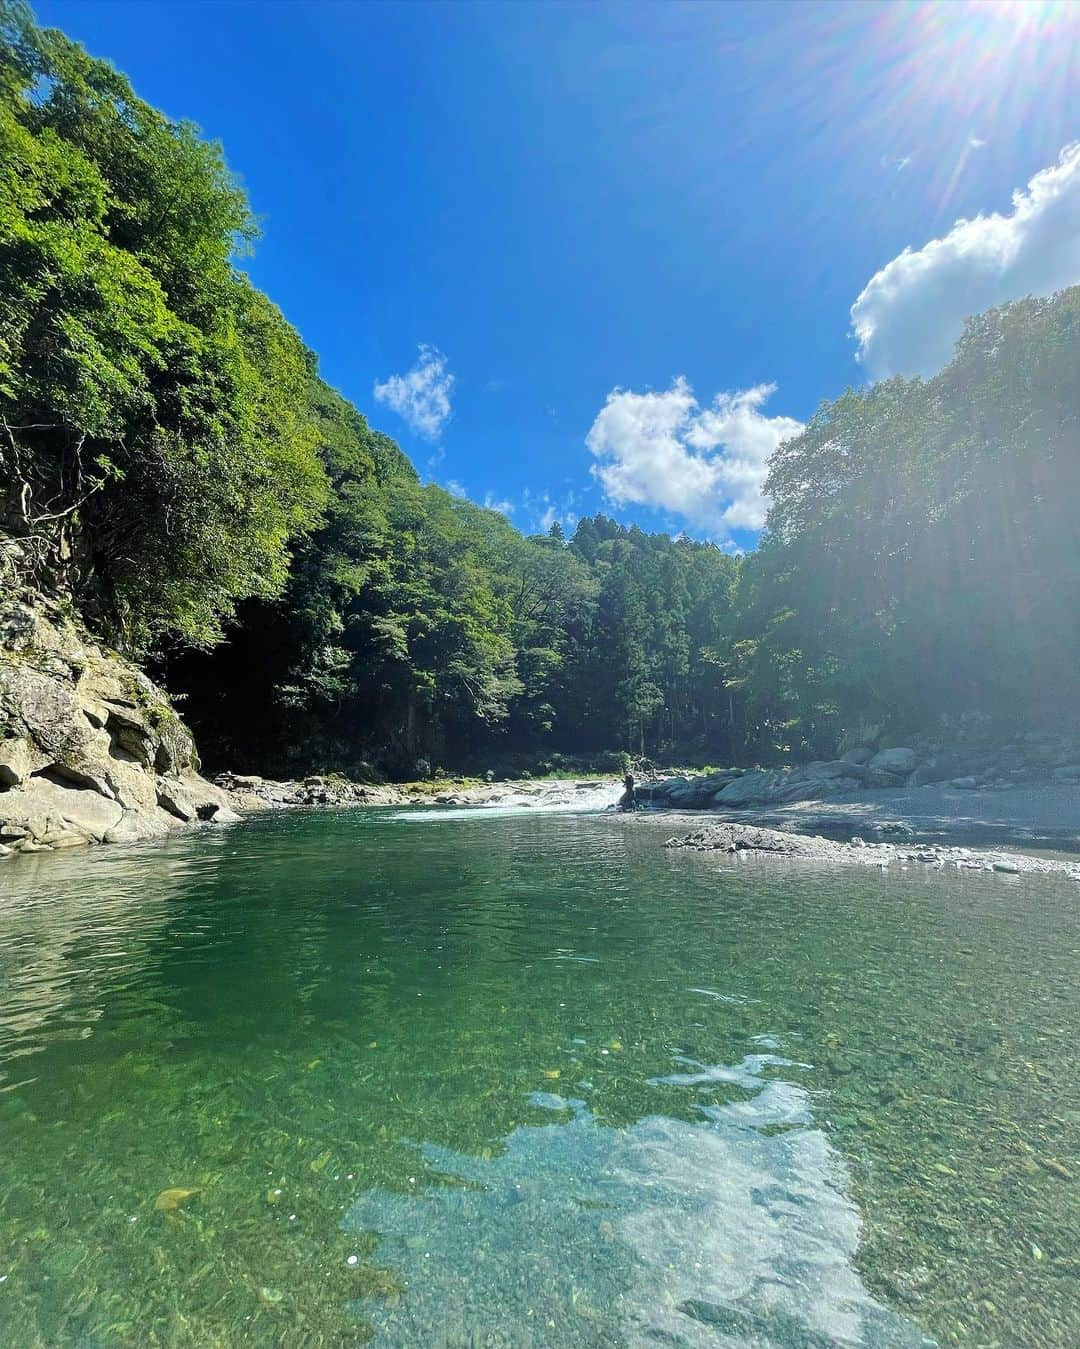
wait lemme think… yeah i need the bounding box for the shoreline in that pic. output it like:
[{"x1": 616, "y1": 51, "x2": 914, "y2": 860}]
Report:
[
  {"x1": 619, "y1": 778, "x2": 1080, "y2": 882},
  {"x1": 691, "y1": 783, "x2": 1080, "y2": 853},
  {"x1": 647, "y1": 816, "x2": 1080, "y2": 883},
  {"x1": 0, "y1": 772, "x2": 625, "y2": 860},
  {"x1": 214, "y1": 772, "x2": 623, "y2": 813},
  {"x1": 5, "y1": 762, "x2": 1080, "y2": 877},
  {"x1": 4, "y1": 593, "x2": 1078, "y2": 867}
]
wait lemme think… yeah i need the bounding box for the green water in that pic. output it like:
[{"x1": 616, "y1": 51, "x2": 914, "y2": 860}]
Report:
[{"x1": 0, "y1": 807, "x2": 1077, "y2": 1348}]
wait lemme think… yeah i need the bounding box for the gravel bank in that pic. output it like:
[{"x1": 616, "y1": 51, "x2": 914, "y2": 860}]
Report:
[{"x1": 664, "y1": 820, "x2": 1080, "y2": 881}]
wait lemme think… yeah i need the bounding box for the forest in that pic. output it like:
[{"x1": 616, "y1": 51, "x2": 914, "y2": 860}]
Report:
[{"x1": 2, "y1": 1, "x2": 1078, "y2": 780}]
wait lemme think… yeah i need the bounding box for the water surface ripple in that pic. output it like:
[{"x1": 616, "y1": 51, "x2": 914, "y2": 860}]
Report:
[{"x1": 0, "y1": 808, "x2": 1077, "y2": 1346}]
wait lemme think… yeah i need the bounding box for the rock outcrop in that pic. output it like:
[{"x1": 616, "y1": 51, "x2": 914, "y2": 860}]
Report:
[
  {"x1": 214, "y1": 772, "x2": 413, "y2": 810},
  {"x1": 645, "y1": 760, "x2": 876, "y2": 810},
  {"x1": 0, "y1": 596, "x2": 238, "y2": 857},
  {"x1": 644, "y1": 732, "x2": 1080, "y2": 815}
]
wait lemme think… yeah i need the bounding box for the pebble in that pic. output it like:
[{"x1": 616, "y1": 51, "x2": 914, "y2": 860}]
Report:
[{"x1": 667, "y1": 822, "x2": 1080, "y2": 883}]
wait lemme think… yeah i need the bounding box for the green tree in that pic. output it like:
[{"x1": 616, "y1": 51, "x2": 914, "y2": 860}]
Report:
[
  {"x1": 0, "y1": 0, "x2": 325, "y2": 651},
  {"x1": 752, "y1": 286, "x2": 1080, "y2": 746}
]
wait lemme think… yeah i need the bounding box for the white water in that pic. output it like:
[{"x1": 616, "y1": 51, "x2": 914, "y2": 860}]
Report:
[{"x1": 386, "y1": 779, "x2": 624, "y2": 821}]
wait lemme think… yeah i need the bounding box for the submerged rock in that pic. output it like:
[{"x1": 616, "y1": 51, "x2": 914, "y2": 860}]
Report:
[{"x1": 154, "y1": 1187, "x2": 199, "y2": 1211}]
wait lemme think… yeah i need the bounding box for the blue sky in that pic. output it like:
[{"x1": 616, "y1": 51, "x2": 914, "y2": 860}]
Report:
[{"x1": 38, "y1": 0, "x2": 1080, "y2": 544}]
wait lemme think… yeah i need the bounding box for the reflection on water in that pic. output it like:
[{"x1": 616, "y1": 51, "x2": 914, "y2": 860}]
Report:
[
  {"x1": 0, "y1": 808, "x2": 1077, "y2": 1346},
  {"x1": 0, "y1": 841, "x2": 212, "y2": 1050},
  {"x1": 347, "y1": 1061, "x2": 927, "y2": 1347}
]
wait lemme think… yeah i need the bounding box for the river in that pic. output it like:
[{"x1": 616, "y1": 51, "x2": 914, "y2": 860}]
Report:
[{"x1": 0, "y1": 804, "x2": 1077, "y2": 1346}]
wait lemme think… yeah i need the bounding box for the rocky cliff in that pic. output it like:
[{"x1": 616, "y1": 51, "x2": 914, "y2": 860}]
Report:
[{"x1": 0, "y1": 596, "x2": 238, "y2": 857}]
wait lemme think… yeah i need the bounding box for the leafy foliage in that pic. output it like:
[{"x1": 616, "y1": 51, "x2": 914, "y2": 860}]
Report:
[
  {"x1": 746, "y1": 288, "x2": 1080, "y2": 746},
  {"x1": 5, "y1": 4, "x2": 1079, "y2": 775},
  {"x1": 0, "y1": 0, "x2": 325, "y2": 651}
]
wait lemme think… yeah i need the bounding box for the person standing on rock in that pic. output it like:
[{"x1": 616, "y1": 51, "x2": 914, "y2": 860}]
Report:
[{"x1": 619, "y1": 771, "x2": 637, "y2": 811}]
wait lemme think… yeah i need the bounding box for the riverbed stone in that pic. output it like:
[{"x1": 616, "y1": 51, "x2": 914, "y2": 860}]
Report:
[
  {"x1": 872, "y1": 821, "x2": 916, "y2": 840},
  {"x1": 664, "y1": 821, "x2": 1080, "y2": 883}
]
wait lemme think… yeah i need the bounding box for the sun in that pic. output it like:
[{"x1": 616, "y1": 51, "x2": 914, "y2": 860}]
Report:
[
  {"x1": 923, "y1": 0, "x2": 1067, "y2": 46},
  {"x1": 979, "y1": 0, "x2": 1064, "y2": 24}
]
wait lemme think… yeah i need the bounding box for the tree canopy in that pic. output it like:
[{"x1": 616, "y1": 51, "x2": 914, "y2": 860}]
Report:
[
  {"x1": 741, "y1": 289, "x2": 1080, "y2": 752},
  {"x1": 4, "y1": 2, "x2": 1079, "y2": 775},
  {"x1": 0, "y1": 0, "x2": 325, "y2": 651}
]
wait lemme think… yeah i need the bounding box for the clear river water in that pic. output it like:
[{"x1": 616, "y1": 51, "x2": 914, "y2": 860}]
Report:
[{"x1": 0, "y1": 801, "x2": 1077, "y2": 1347}]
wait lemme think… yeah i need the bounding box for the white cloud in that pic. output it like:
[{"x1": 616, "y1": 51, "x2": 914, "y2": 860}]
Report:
[
  {"x1": 540, "y1": 503, "x2": 575, "y2": 533},
  {"x1": 585, "y1": 379, "x2": 802, "y2": 538},
  {"x1": 852, "y1": 142, "x2": 1080, "y2": 378},
  {"x1": 373, "y1": 344, "x2": 454, "y2": 440},
  {"x1": 880, "y1": 153, "x2": 912, "y2": 173},
  {"x1": 522, "y1": 488, "x2": 578, "y2": 535},
  {"x1": 482, "y1": 492, "x2": 514, "y2": 516},
  {"x1": 441, "y1": 481, "x2": 514, "y2": 516}
]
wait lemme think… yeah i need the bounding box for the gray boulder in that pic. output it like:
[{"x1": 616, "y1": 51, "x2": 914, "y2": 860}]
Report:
[
  {"x1": 0, "y1": 596, "x2": 239, "y2": 857},
  {"x1": 868, "y1": 747, "x2": 918, "y2": 775},
  {"x1": 715, "y1": 769, "x2": 787, "y2": 807},
  {"x1": 839, "y1": 746, "x2": 874, "y2": 765},
  {"x1": 801, "y1": 759, "x2": 861, "y2": 780},
  {"x1": 648, "y1": 770, "x2": 744, "y2": 809}
]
